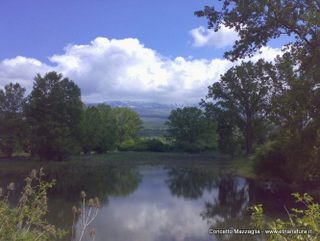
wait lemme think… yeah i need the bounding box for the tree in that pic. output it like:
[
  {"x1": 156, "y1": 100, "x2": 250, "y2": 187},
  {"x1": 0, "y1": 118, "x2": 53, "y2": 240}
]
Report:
[
  {"x1": 166, "y1": 107, "x2": 217, "y2": 151},
  {"x1": 195, "y1": 0, "x2": 320, "y2": 66},
  {"x1": 256, "y1": 55, "x2": 320, "y2": 182},
  {"x1": 24, "y1": 72, "x2": 83, "y2": 161},
  {"x1": 196, "y1": 0, "x2": 320, "y2": 129},
  {"x1": 196, "y1": 0, "x2": 320, "y2": 182},
  {"x1": 80, "y1": 104, "x2": 118, "y2": 153},
  {"x1": 196, "y1": 0, "x2": 320, "y2": 121},
  {"x1": 203, "y1": 60, "x2": 271, "y2": 154},
  {"x1": 205, "y1": 105, "x2": 243, "y2": 156},
  {"x1": 0, "y1": 83, "x2": 26, "y2": 157},
  {"x1": 112, "y1": 107, "x2": 142, "y2": 145}
]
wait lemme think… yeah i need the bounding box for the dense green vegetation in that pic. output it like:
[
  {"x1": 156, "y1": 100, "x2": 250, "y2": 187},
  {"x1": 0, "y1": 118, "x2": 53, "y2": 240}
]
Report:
[
  {"x1": 195, "y1": 1, "x2": 320, "y2": 239},
  {"x1": 202, "y1": 60, "x2": 271, "y2": 155},
  {"x1": 195, "y1": 0, "x2": 320, "y2": 185},
  {"x1": 0, "y1": 83, "x2": 26, "y2": 157},
  {"x1": 0, "y1": 169, "x2": 66, "y2": 241},
  {"x1": 250, "y1": 193, "x2": 320, "y2": 241},
  {"x1": 0, "y1": 169, "x2": 102, "y2": 241},
  {"x1": 24, "y1": 72, "x2": 83, "y2": 161},
  {"x1": 0, "y1": 72, "x2": 144, "y2": 160},
  {"x1": 79, "y1": 104, "x2": 142, "y2": 154},
  {"x1": 166, "y1": 107, "x2": 217, "y2": 152}
]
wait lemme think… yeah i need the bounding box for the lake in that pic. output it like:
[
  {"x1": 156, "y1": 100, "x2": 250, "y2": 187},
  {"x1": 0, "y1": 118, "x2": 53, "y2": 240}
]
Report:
[{"x1": 0, "y1": 155, "x2": 295, "y2": 241}]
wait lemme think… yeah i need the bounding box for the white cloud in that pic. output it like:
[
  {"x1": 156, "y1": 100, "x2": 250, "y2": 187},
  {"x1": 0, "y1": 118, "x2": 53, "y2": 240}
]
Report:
[
  {"x1": 0, "y1": 37, "x2": 282, "y2": 104},
  {"x1": 190, "y1": 25, "x2": 239, "y2": 48},
  {"x1": 247, "y1": 46, "x2": 282, "y2": 62},
  {"x1": 0, "y1": 56, "x2": 51, "y2": 91}
]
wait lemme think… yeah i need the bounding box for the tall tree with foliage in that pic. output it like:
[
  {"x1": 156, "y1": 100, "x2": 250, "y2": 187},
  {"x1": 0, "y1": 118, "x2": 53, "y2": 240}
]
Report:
[
  {"x1": 195, "y1": 0, "x2": 320, "y2": 64},
  {"x1": 197, "y1": 0, "x2": 320, "y2": 183},
  {"x1": 196, "y1": 0, "x2": 320, "y2": 130},
  {"x1": 112, "y1": 107, "x2": 142, "y2": 145},
  {"x1": 255, "y1": 54, "x2": 320, "y2": 182},
  {"x1": 80, "y1": 104, "x2": 118, "y2": 153},
  {"x1": 203, "y1": 60, "x2": 271, "y2": 154},
  {"x1": 166, "y1": 107, "x2": 217, "y2": 152},
  {"x1": 24, "y1": 72, "x2": 83, "y2": 161},
  {"x1": 0, "y1": 83, "x2": 26, "y2": 157},
  {"x1": 204, "y1": 104, "x2": 243, "y2": 156}
]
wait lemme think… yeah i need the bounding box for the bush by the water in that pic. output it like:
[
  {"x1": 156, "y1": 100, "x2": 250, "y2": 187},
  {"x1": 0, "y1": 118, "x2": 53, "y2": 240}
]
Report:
[
  {"x1": 253, "y1": 129, "x2": 320, "y2": 184},
  {"x1": 253, "y1": 140, "x2": 287, "y2": 180},
  {"x1": 250, "y1": 193, "x2": 320, "y2": 241},
  {"x1": 118, "y1": 138, "x2": 169, "y2": 152},
  {"x1": 118, "y1": 137, "x2": 214, "y2": 153},
  {"x1": 0, "y1": 169, "x2": 100, "y2": 241},
  {"x1": 0, "y1": 169, "x2": 66, "y2": 241}
]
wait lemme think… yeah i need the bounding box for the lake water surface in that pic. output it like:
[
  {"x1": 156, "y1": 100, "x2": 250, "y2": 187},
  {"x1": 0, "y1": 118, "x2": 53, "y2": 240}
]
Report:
[{"x1": 1, "y1": 162, "x2": 294, "y2": 241}]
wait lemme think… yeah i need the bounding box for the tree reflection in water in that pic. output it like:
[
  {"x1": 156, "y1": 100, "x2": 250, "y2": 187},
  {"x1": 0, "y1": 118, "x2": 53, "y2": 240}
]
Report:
[
  {"x1": 49, "y1": 165, "x2": 141, "y2": 240},
  {"x1": 0, "y1": 165, "x2": 141, "y2": 241},
  {"x1": 165, "y1": 168, "x2": 260, "y2": 241},
  {"x1": 49, "y1": 165, "x2": 141, "y2": 201},
  {"x1": 165, "y1": 167, "x2": 219, "y2": 199},
  {"x1": 201, "y1": 177, "x2": 260, "y2": 241}
]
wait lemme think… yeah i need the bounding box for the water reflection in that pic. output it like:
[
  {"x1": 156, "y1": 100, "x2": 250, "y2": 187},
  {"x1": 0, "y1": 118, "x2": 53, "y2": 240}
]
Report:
[
  {"x1": 76, "y1": 167, "x2": 213, "y2": 241},
  {"x1": 49, "y1": 165, "x2": 141, "y2": 201},
  {"x1": 200, "y1": 177, "x2": 256, "y2": 241},
  {"x1": 50, "y1": 165, "x2": 141, "y2": 240},
  {"x1": 166, "y1": 168, "x2": 259, "y2": 241},
  {"x1": 165, "y1": 167, "x2": 219, "y2": 199},
  {"x1": 0, "y1": 165, "x2": 141, "y2": 241},
  {"x1": 201, "y1": 177, "x2": 249, "y2": 224},
  {"x1": 0, "y1": 165, "x2": 141, "y2": 202},
  {"x1": 0, "y1": 164, "x2": 293, "y2": 241}
]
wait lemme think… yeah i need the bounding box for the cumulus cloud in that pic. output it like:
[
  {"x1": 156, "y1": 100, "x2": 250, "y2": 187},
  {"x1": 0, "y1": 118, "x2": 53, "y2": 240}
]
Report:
[
  {"x1": 190, "y1": 25, "x2": 239, "y2": 48},
  {"x1": 0, "y1": 56, "x2": 51, "y2": 91},
  {"x1": 0, "y1": 37, "x2": 282, "y2": 104}
]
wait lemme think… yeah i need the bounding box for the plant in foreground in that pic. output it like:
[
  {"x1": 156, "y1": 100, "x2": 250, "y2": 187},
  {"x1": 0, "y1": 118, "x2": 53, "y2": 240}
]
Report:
[
  {"x1": 0, "y1": 168, "x2": 66, "y2": 241},
  {"x1": 250, "y1": 193, "x2": 320, "y2": 241},
  {"x1": 71, "y1": 191, "x2": 100, "y2": 241},
  {"x1": 0, "y1": 169, "x2": 100, "y2": 241}
]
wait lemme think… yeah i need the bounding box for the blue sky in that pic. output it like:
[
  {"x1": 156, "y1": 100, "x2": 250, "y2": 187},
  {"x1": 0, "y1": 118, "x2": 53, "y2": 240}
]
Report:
[
  {"x1": 1, "y1": 0, "x2": 219, "y2": 61},
  {"x1": 0, "y1": 0, "x2": 283, "y2": 103}
]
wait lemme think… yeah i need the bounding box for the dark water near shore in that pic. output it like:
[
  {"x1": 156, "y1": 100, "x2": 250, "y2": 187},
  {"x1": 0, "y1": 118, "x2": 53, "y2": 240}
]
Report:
[{"x1": 0, "y1": 163, "x2": 295, "y2": 241}]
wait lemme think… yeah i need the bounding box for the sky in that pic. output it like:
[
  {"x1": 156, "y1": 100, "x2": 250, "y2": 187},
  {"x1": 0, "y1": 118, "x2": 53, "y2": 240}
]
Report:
[{"x1": 0, "y1": 0, "x2": 284, "y2": 104}]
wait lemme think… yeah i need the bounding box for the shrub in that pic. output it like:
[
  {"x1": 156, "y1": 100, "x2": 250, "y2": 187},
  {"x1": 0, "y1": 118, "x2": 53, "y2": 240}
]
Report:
[
  {"x1": 253, "y1": 140, "x2": 287, "y2": 180},
  {"x1": 0, "y1": 169, "x2": 100, "y2": 241},
  {"x1": 146, "y1": 139, "x2": 168, "y2": 152},
  {"x1": 250, "y1": 193, "x2": 320, "y2": 241},
  {"x1": 118, "y1": 139, "x2": 146, "y2": 151},
  {"x1": 118, "y1": 138, "x2": 169, "y2": 152},
  {"x1": 0, "y1": 168, "x2": 66, "y2": 241},
  {"x1": 253, "y1": 129, "x2": 320, "y2": 184}
]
